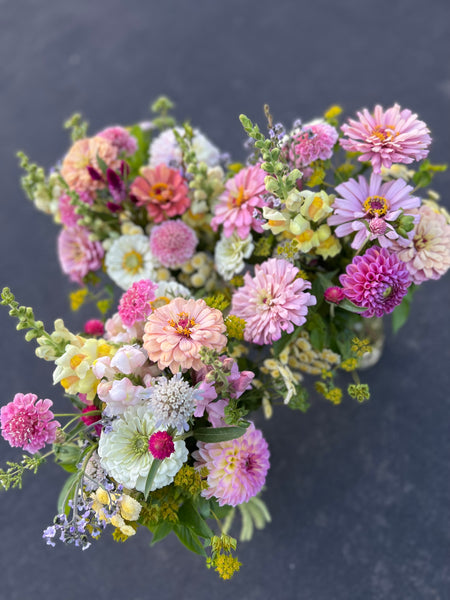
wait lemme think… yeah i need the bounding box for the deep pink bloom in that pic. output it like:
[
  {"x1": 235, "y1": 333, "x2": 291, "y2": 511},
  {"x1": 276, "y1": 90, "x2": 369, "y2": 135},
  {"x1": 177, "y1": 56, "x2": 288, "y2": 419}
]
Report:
[
  {"x1": 149, "y1": 220, "x2": 198, "y2": 268},
  {"x1": 339, "y1": 247, "x2": 411, "y2": 318},
  {"x1": 328, "y1": 173, "x2": 420, "y2": 250},
  {"x1": 340, "y1": 104, "x2": 431, "y2": 173},
  {"x1": 211, "y1": 165, "x2": 267, "y2": 239},
  {"x1": 84, "y1": 319, "x2": 105, "y2": 336},
  {"x1": 148, "y1": 431, "x2": 175, "y2": 460},
  {"x1": 130, "y1": 164, "x2": 190, "y2": 223},
  {"x1": 97, "y1": 126, "x2": 138, "y2": 156},
  {"x1": 81, "y1": 405, "x2": 102, "y2": 436},
  {"x1": 1, "y1": 393, "x2": 60, "y2": 454},
  {"x1": 285, "y1": 122, "x2": 338, "y2": 168},
  {"x1": 231, "y1": 258, "x2": 316, "y2": 345},
  {"x1": 324, "y1": 287, "x2": 345, "y2": 304},
  {"x1": 58, "y1": 226, "x2": 104, "y2": 284},
  {"x1": 193, "y1": 423, "x2": 270, "y2": 507},
  {"x1": 118, "y1": 279, "x2": 158, "y2": 327}
]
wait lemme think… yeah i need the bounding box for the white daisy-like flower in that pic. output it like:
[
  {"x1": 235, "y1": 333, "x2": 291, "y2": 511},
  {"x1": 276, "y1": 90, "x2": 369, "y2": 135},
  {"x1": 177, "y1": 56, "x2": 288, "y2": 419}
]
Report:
[
  {"x1": 105, "y1": 234, "x2": 157, "y2": 290},
  {"x1": 149, "y1": 128, "x2": 221, "y2": 168},
  {"x1": 214, "y1": 231, "x2": 254, "y2": 280},
  {"x1": 98, "y1": 404, "x2": 188, "y2": 493}
]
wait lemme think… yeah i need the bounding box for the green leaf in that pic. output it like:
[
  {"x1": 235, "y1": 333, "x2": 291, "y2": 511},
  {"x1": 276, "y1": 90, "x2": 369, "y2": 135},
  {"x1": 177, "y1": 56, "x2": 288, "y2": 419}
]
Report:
[
  {"x1": 338, "y1": 298, "x2": 369, "y2": 314},
  {"x1": 391, "y1": 286, "x2": 416, "y2": 333},
  {"x1": 209, "y1": 498, "x2": 234, "y2": 521},
  {"x1": 144, "y1": 459, "x2": 163, "y2": 500},
  {"x1": 178, "y1": 501, "x2": 214, "y2": 539},
  {"x1": 150, "y1": 521, "x2": 173, "y2": 546},
  {"x1": 192, "y1": 425, "x2": 248, "y2": 443},
  {"x1": 57, "y1": 472, "x2": 80, "y2": 515},
  {"x1": 96, "y1": 153, "x2": 108, "y2": 176},
  {"x1": 306, "y1": 312, "x2": 329, "y2": 351},
  {"x1": 173, "y1": 524, "x2": 207, "y2": 556}
]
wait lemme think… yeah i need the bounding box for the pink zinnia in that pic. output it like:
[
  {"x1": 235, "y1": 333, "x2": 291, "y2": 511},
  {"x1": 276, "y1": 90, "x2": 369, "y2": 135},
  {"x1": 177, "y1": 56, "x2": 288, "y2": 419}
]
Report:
[
  {"x1": 339, "y1": 247, "x2": 411, "y2": 318},
  {"x1": 340, "y1": 104, "x2": 431, "y2": 173},
  {"x1": 149, "y1": 220, "x2": 198, "y2": 268},
  {"x1": 1, "y1": 393, "x2": 60, "y2": 454},
  {"x1": 58, "y1": 226, "x2": 104, "y2": 284},
  {"x1": 392, "y1": 204, "x2": 450, "y2": 284},
  {"x1": 143, "y1": 298, "x2": 227, "y2": 373},
  {"x1": 231, "y1": 258, "x2": 316, "y2": 345},
  {"x1": 285, "y1": 122, "x2": 338, "y2": 168},
  {"x1": 130, "y1": 164, "x2": 190, "y2": 223},
  {"x1": 193, "y1": 422, "x2": 270, "y2": 507},
  {"x1": 328, "y1": 173, "x2": 420, "y2": 250},
  {"x1": 211, "y1": 165, "x2": 267, "y2": 239},
  {"x1": 97, "y1": 126, "x2": 138, "y2": 156},
  {"x1": 118, "y1": 279, "x2": 158, "y2": 327}
]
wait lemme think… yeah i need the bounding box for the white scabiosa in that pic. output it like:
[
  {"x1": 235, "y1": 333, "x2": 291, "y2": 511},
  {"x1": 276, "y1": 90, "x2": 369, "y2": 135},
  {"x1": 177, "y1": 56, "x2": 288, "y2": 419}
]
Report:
[
  {"x1": 214, "y1": 232, "x2": 254, "y2": 280},
  {"x1": 98, "y1": 404, "x2": 188, "y2": 493},
  {"x1": 149, "y1": 128, "x2": 221, "y2": 168},
  {"x1": 105, "y1": 234, "x2": 157, "y2": 290}
]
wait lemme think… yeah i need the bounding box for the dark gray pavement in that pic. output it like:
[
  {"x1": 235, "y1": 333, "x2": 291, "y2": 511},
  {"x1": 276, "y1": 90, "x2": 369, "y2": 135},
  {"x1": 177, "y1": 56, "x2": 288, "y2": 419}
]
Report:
[{"x1": 0, "y1": 1, "x2": 449, "y2": 598}]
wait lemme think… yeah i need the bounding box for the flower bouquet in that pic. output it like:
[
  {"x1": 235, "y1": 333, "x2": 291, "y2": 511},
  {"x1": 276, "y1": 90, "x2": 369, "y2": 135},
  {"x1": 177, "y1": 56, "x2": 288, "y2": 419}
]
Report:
[{"x1": 2, "y1": 98, "x2": 449, "y2": 578}]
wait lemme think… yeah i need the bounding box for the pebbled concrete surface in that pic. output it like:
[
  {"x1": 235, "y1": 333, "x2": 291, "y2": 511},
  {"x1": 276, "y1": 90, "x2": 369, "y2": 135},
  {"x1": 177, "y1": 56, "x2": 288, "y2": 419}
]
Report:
[{"x1": 0, "y1": 1, "x2": 449, "y2": 598}]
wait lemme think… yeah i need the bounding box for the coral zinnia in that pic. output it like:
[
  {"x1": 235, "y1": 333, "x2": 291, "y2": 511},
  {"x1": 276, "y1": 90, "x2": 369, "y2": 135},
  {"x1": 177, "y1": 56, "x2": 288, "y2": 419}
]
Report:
[
  {"x1": 340, "y1": 104, "x2": 431, "y2": 173},
  {"x1": 130, "y1": 164, "x2": 190, "y2": 223},
  {"x1": 193, "y1": 422, "x2": 270, "y2": 507},
  {"x1": 339, "y1": 247, "x2": 411, "y2": 318},
  {"x1": 231, "y1": 258, "x2": 316, "y2": 345},
  {"x1": 143, "y1": 298, "x2": 227, "y2": 373}
]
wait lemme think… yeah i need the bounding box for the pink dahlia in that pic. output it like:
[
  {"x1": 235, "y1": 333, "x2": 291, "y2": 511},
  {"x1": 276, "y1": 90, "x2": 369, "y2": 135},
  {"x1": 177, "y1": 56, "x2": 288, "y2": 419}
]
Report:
[
  {"x1": 211, "y1": 165, "x2": 267, "y2": 239},
  {"x1": 392, "y1": 204, "x2": 450, "y2": 284},
  {"x1": 143, "y1": 298, "x2": 227, "y2": 373},
  {"x1": 193, "y1": 422, "x2": 270, "y2": 507},
  {"x1": 339, "y1": 247, "x2": 411, "y2": 318},
  {"x1": 60, "y1": 136, "x2": 120, "y2": 193},
  {"x1": 340, "y1": 104, "x2": 431, "y2": 173},
  {"x1": 285, "y1": 122, "x2": 338, "y2": 168},
  {"x1": 58, "y1": 226, "x2": 104, "y2": 284},
  {"x1": 130, "y1": 164, "x2": 190, "y2": 223},
  {"x1": 328, "y1": 173, "x2": 420, "y2": 250},
  {"x1": 97, "y1": 126, "x2": 138, "y2": 156},
  {"x1": 118, "y1": 279, "x2": 158, "y2": 327},
  {"x1": 149, "y1": 220, "x2": 198, "y2": 268},
  {"x1": 1, "y1": 393, "x2": 60, "y2": 454},
  {"x1": 231, "y1": 258, "x2": 316, "y2": 345}
]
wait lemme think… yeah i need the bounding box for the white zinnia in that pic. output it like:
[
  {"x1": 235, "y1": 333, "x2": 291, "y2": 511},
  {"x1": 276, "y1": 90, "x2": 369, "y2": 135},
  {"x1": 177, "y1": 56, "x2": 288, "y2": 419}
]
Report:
[
  {"x1": 98, "y1": 404, "x2": 188, "y2": 493},
  {"x1": 214, "y1": 232, "x2": 254, "y2": 280},
  {"x1": 156, "y1": 280, "x2": 192, "y2": 299},
  {"x1": 105, "y1": 234, "x2": 157, "y2": 290},
  {"x1": 149, "y1": 128, "x2": 221, "y2": 168}
]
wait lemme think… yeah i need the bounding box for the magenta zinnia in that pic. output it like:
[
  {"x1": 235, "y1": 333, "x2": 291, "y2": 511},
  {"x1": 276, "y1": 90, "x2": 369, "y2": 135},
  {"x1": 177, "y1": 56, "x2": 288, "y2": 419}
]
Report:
[
  {"x1": 193, "y1": 422, "x2": 270, "y2": 507},
  {"x1": 231, "y1": 258, "x2": 316, "y2": 345},
  {"x1": 340, "y1": 247, "x2": 411, "y2": 318},
  {"x1": 1, "y1": 393, "x2": 60, "y2": 454},
  {"x1": 340, "y1": 104, "x2": 431, "y2": 173}
]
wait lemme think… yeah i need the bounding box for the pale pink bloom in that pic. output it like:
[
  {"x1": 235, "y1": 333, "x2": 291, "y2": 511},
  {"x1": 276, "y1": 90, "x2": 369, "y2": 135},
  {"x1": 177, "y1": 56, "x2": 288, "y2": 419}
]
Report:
[
  {"x1": 92, "y1": 356, "x2": 115, "y2": 381},
  {"x1": 130, "y1": 164, "x2": 190, "y2": 223},
  {"x1": 99, "y1": 377, "x2": 145, "y2": 417},
  {"x1": 60, "y1": 136, "x2": 120, "y2": 193},
  {"x1": 392, "y1": 204, "x2": 450, "y2": 284},
  {"x1": 143, "y1": 298, "x2": 227, "y2": 373},
  {"x1": 110, "y1": 345, "x2": 147, "y2": 374},
  {"x1": 104, "y1": 312, "x2": 145, "y2": 344},
  {"x1": 231, "y1": 258, "x2": 316, "y2": 345},
  {"x1": 149, "y1": 220, "x2": 198, "y2": 268},
  {"x1": 211, "y1": 165, "x2": 267, "y2": 239},
  {"x1": 193, "y1": 381, "x2": 228, "y2": 428},
  {"x1": 193, "y1": 423, "x2": 270, "y2": 507},
  {"x1": 97, "y1": 126, "x2": 138, "y2": 156},
  {"x1": 59, "y1": 191, "x2": 93, "y2": 227},
  {"x1": 1, "y1": 393, "x2": 60, "y2": 454},
  {"x1": 328, "y1": 173, "x2": 420, "y2": 250},
  {"x1": 340, "y1": 104, "x2": 431, "y2": 173},
  {"x1": 58, "y1": 226, "x2": 104, "y2": 284},
  {"x1": 285, "y1": 122, "x2": 338, "y2": 168},
  {"x1": 118, "y1": 280, "x2": 158, "y2": 327}
]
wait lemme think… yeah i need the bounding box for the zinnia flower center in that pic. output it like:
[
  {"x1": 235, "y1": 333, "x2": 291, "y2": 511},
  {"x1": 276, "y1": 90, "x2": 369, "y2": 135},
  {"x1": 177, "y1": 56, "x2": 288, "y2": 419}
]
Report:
[
  {"x1": 414, "y1": 234, "x2": 429, "y2": 250},
  {"x1": 168, "y1": 312, "x2": 197, "y2": 337},
  {"x1": 229, "y1": 185, "x2": 247, "y2": 208},
  {"x1": 257, "y1": 290, "x2": 273, "y2": 307},
  {"x1": 122, "y1": 250, "x2": 144, "y2": 274},
  {"x1": 363, "y1": 195, "x2": 389, "y2": 217},
  {"x1": 150, "y1": 182, "x2": 172, "y2": 203},
  {"x1": 132, "y1": 432, "x2": 150, "y2": 457},
  {"x1": 371, "y1": 125, "x2": 397, "y2": 143}
]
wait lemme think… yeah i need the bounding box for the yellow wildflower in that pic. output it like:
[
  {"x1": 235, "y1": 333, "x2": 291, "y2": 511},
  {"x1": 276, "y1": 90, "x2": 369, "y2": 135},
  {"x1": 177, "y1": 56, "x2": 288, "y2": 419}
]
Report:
[
  {"x1": 341, "y1": 358, "x2": 358, "y2": 372},
  {"x1": 212, "y1": 553, "x2": 242, "y2": 580},
  {"x1": 69, "y1": 288, "x2": 88, "y2": 311},
  {"x1": 324, "y1": 105, "x2": 342, "y2": 120}
]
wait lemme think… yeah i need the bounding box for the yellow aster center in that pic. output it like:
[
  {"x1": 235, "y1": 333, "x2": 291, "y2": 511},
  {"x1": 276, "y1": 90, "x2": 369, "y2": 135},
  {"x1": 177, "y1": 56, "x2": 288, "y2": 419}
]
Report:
[
  {"x1": 122, "y1": 250, "x2": 144, "y2": 274},
  {"x1": 363, "y1": 195, "x2": 389, "y2": 217},
  {"x1": 168, "y1": 311, "x2": 197, "y2": 337},
  {"x1": 150, "y1": 182, "x2": 172, "y2": 203}
]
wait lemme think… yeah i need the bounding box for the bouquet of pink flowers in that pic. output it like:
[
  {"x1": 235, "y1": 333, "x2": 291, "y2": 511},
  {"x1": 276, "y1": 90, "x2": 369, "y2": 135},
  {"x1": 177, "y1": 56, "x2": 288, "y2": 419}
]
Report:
[{"x1": 2, "y1": 98, "x2": 449, "y2": 578}]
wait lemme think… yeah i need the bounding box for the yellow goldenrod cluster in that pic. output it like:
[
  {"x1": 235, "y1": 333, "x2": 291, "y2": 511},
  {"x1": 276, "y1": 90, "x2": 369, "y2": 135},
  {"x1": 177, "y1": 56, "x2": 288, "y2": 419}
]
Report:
[
  {"x1": 204, "y1": 291, "x2": 230, "y2": 311},
  {"x1": 315, "y1": 381, "x2": 343, "y2": 405},
  {"x1": 69, "y1": 288, "x2": 88, "y2": 311},
  {"x1": 324, "y1": 105, "x2": 343, "y2": 121},
  {"x1": 340, "y1": 358, "x2": 359, "y2": 372},
  {"x1": 351, "y1": 337, "x2": 372, "y2": 358},
  {"x1": 207, "y1": 534, "x2": 241, "y2": 580},
  {"x1": 224, "y1": 315, "x2": 246, "y2": 340},
  {"x1": 148, "y1": 486, "x2": 180, "y2": 523},
  {"x1": 253, "y1": 235, "x2": 274, "y2": 257},
  {"x1": 306, "y1": 160, "x2": 326, "y2": 187},
  {"x1": 174, "y1": 464, "x2": 205, "y2": 495},
  {"x1": 179, "y1": 251, "x2": 216, "y2": 291},
  {"x1": 229, "y1": 275, "x2": 244, "y2": 287}
]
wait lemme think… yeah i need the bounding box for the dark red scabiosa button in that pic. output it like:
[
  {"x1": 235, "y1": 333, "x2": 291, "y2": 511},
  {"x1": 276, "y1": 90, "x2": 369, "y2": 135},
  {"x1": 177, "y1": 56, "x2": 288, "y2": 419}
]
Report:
[{"x1": 148, "y1": 431, "x2": 175, "y2": 460}]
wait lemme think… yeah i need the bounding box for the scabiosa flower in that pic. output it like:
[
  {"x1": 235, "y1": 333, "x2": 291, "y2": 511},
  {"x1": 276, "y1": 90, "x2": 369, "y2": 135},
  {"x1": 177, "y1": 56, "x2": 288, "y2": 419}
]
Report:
[
  {"x1": 328, "y1": 173, "x2": 420, "y2": 250},
  {"x1": 392, "y1": 204, "x2": 450, "y2": 284},
  {"x1": 149, "y1": 220, "x2": 198, "y2": 268},
  {"x1": 193, "y1": 423, "x2": 270, "y2": 507},
  {"x1": 130, "y1": 164, "x2": 190, "y2": 223},
  {"x1": 143, "y1": 298, "x2": 227, "y2": 373},
  {"x1": 339, "y1": 246, "x2": 411, "y2": 318},
  {"x1": 1, "y1": 393, "x2": 60, "y2": 454},
  {"x1": 84, "y1": 319, "x2": 105, "y2": 336},
  {"x1": 58, "y1": 226, "x2": 104, "y2": 284},
  {"x1": 285, "y1": 121, "x2": 338, "y2": 168},
  {"x1": 105, "y1": 234, "x2": 157, "y2": 290},
  {"x1": 98, "y1": 404, "x2": 188, "y2": 493},
  {"x1": 118, "y1": 279, "x2": 158, "y2": 326},
  {"x1": 149, "y1": 127, "x2": 221, "y2": 168},
  {"x1": 97, "y1": 126, "x2": 138, "y2": 156},
  {"x1": 231, "y1": 258, "x2": 317, "y2": 345},
  {"x1": 214, "y1": 231, "x2": 254, "y2": 280},
  {"x1": 211, "y1": 165, "x2": 267, "y2": 239},
  {"x1": 142, "y1": 372, "x2": 201, "y2": 432},
  {"x1": 340, "y1": 104, "x2": 431, "y2": 173}
]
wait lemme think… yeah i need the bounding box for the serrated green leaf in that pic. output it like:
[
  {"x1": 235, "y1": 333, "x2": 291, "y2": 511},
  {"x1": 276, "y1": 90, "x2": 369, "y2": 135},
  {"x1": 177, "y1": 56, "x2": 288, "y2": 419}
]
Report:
[
  {"x1": 178, "y1": 501, "x2": 214, "y2": 539},
  {"x1": 192, "y1": 425, "x2": 248, "y2": 443},
  {"x1": 144, "y1": 459, "x2": 162, "y2": 500},
  {"x1": 174, "y1": 524, "x2": 207, "y2": 556},
  {"x1": 150, "y1": 521, "x2": 173, "y2": 546}
]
